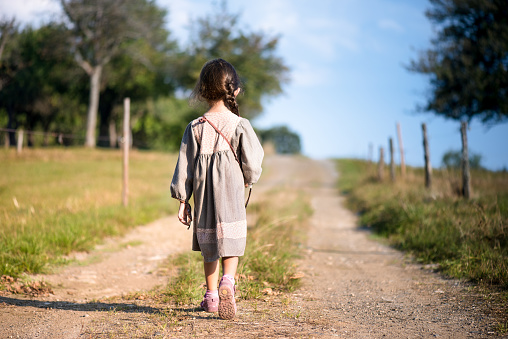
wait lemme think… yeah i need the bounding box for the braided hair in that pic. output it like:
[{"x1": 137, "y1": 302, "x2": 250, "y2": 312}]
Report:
[{"x1": 191, "y1": 58, "x2": 241, "y2": 116}]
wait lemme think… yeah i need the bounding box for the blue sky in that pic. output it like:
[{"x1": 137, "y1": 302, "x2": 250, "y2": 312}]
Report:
[{"x1": 3, "y1": 0, "x2": 508, "y2": 170}]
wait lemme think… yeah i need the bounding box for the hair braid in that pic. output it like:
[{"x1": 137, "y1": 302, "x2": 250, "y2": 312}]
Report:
[{"x1": 224, "y1": 80, "x2": 240, "y2": 116}]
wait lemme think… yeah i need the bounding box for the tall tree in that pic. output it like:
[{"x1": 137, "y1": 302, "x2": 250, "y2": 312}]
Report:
[
  {"x1": 175, "y1": 3, "x2": 290, "y2": 120},
  {"x1": 60, "y1": 0, "x2": 169, "y2": 147},
  {"x1": 409, "y1": 0, "x2": 508, "y2": 124}
]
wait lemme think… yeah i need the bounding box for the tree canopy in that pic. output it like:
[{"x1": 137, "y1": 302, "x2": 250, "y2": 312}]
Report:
[
  {"x1": 0, "y1": 1, "x2": 294, "y2": 151},
  {"x1": 175, "y1": 3, "x2": 290, "y2": 120},
  {"x1": 410, "y1": 0, "x2": 508, "y2": 124}
]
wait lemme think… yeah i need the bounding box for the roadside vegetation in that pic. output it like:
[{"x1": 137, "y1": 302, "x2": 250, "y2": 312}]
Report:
[
  {"x1": 0, "y1": 148, "x2": 178, "y2": 278},
  {"x1": 164, "y1": 188, "x2": 312, "y2": 304},
  {"x1": 336, "y1": 159, "x2": 508, "y2": 289}
]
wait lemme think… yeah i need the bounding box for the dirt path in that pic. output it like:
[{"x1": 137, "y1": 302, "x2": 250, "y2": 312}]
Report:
[{"x1": 0, "y1": 156, "x2": 502, "y2": 338}]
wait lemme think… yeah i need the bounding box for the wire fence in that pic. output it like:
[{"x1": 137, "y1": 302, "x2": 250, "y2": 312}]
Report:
[{"x1": 0, "y1": 128, "x2": 152, "y2": 150}]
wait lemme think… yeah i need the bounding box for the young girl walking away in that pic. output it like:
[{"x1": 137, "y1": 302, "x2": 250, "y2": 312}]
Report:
[{"x1": 170, "y1": 58, "x2": 264, "y2": 320}]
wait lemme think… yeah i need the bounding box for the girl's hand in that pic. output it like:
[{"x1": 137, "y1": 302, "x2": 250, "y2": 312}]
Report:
[{"x1": 178, "y1": 201, "x2": 192, "y2": 227}]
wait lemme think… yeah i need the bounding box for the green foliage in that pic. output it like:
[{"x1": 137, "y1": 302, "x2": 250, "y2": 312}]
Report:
[
  {"x1": 0, "y1": 23, "x2": 86, "y2": 143},
  {"x1": 164, "y1": 189, "x2": 311, "y2": 304},
  {"x1": 174, "y1": 2, "x2": 290, "y2": 120},
  {"x1": 131, "y1": 97, "x2": 201, "y2": 151},
  {"x1": 442, "y1": 149, "x2": 483, "y2": 169},
  {"x1": 409, "y1": 0, "x2": 508, "y2": 123},
  {"x1": 0, "y1": 148, "x2": 178, "y2": 277},
  {"x1": 258, "y1": 126, "x2": 302, "y2": 154},
  {"x1": 337, "y1": 159, "x2": 508, "y2": 288}
]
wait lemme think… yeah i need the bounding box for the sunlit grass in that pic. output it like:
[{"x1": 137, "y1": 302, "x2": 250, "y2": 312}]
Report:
[
  {"x1": 336, "y1": 159, "x2": 508, "y2": 288},
  {"x1": 0, "y1": 147, "x2": 179, "y2": 277},
  {"x1": 163, "y1": 188, "x2": 312, "y2": 304}
]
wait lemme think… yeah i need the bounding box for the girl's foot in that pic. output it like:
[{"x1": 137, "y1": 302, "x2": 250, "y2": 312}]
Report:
[
  {"x1": 218, "y1": 275, "x2": 236, "y2": 320},
  {"x1": 200, "y1": 290, "x2": 218, "y2": 313}
]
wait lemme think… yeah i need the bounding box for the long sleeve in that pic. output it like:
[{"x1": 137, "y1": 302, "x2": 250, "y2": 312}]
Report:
[
  {"x1": 233, "y1": 119, "x2": 264, "y2": 185},
  {"x1": 170, "y1": 122, "x2": 199, "y2": 202}
]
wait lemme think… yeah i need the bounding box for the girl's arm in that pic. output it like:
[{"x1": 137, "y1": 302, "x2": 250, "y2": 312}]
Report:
[
  {"x1": 170, "y1": 122, "x2": 199, "y2": 207},
  {"x1": 235, "y1": 119, "x2": 264, "y2": 185}
]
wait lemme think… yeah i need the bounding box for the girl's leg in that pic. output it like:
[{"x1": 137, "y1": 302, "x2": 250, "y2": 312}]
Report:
[
  {"x1": 204, "y1": 259, "x2": 220, "y2": 291},
  {"x1": 221, "y1": 256, "x2": 238, "y2": 277}
]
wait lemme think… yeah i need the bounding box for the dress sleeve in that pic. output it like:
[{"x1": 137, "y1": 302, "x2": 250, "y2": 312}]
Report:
[
  {"x1": 233, "y1": 119, "x2": 264, "y2": 185},
  {"x1": 170, "y1": 122, "x2": 199, "y2": 202}
]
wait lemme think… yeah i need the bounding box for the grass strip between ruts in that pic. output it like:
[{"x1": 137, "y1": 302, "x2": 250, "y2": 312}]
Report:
[{"x1": 163, "y1": 188, "x2": 312, "y2": 304}]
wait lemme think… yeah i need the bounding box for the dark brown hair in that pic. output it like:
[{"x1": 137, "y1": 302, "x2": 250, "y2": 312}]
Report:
[{"x1": 190, "y1": 58, "x2": 241, "y2": 116}]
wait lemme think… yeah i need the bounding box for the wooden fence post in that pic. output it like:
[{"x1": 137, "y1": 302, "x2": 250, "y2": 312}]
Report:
[
  {"x1": 396, "y1": 122, "x2": 406, "y2": 178},
  {"x1": 389, "y1": 137, "x2": 395, "y2": 182},
  {"x1": 378, "y1": 147, "x2": 385, "y2": 181},
  {"x1": 4, "y1": 132, "x2": 9, "y2": 148},
  {"x1": 461, "y1": 121, "x2": 471, "y2": 199},
  {"x1": 422, "y1": 123, "x2": 432, "y2": 189},
  {"x1": 122, "y1": 98, "x2": 130, "y2": 207},
  {"x1": 16, "y1": 129, "x2": 23, "y2": 155},
  {"x1": 368, "y1": 143, "x2": 373, "y2": 172}
]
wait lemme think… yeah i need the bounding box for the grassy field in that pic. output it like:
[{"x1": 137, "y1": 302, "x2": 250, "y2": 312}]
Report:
[
  {"x1": 336, "y1": 159, "x2": 508, "y2": 289},
  {"x1": 164, "y1": 188, "x2": 312, "y2": 303},
  {"x1": 0, "y1": 148, "x2": 178, "y2": 278}
]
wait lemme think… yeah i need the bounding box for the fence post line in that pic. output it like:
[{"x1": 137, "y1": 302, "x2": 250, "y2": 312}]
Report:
[
  {"x1": 4, "y1": 132, "x2": 9, "y2": 148},
  {"x1": 461, "y1": 121, "x2": 471, "y2": 199},
  {"x1": 378, "y1": 147, "x2": 385, "y2": 181},
  {"x1": 122, "y1": 98, "x2": 130, "y2": 207},
  {"x1": 16, "y1": 129, "x2": 24, "y2": 154},
  {"x1": 396, "y1": 122, "x2": 406, "y2": 178},
  {"x1": 422, "y1": 123, "x2": 432, "y2": 189},
  {"x1": 389, "y1": 137, "x2": 395, "y2": 182}
]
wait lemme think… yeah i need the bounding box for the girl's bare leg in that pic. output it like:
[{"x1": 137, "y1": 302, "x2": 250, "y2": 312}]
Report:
[
  {"x1": 204, "y1": 260, "x2": 220, "y2": 291},
  {"x1": 221, "y1": 256, "x2": 238, "y2": 278}
]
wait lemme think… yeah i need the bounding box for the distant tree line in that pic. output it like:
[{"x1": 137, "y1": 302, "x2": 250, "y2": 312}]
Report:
[{"x1": 0, "y1": 1, "x2": 295, "y2": 152}]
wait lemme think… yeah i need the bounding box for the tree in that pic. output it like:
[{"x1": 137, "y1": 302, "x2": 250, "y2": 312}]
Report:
[
  {"x1": 175, "y1": 2, "x2": 290, "y2": 120},
  {"x1": 258, "y1": 126, "x2": 301, "y2": 154},
  {"x1": 60, "y1": 0, "x2": 170, "y2": 147},
  {"x1": 409, "y1": 0, "x2": 508, "y2": 124},
  {"x1": 442, "y1": 149, "x2": 483, "y2": 169},
  {"x1": 0, "y1": 23, "x2": 85, "y2": 146}
]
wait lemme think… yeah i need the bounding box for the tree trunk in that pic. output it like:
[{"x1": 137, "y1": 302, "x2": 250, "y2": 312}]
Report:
[
  {"x1": 461, "y1": 121, "x2": 471, "y2": 199},
  {"x1": 85, "y1": 65, "x2": 103, "y2": 148},
  {"x1": 422, "y1": 123, "x2": 432, "y2": 189}
]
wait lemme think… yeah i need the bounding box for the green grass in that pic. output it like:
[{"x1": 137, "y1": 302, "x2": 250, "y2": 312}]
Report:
[
  {"x1": 336, "y1": 159, "x2": 508, "y2": 288},
  {"x1": 0, "y1": 147, "x2": 179, "y2": 277},
  {"x1": 164, "y1": 188, "x2": 312, "y2": 304}
]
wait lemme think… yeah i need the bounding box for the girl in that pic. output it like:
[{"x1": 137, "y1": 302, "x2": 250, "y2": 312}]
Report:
[{"x1": 170, "y1": 58, "x2": 264, "y2": 320}]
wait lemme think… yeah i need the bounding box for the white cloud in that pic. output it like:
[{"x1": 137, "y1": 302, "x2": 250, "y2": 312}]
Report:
[
  {"x1": 378, "y1": 19, "x2": 405, "y2": 33},
  {"x1": 0, "y1": 0, "x2": 60, "y2": 25}
]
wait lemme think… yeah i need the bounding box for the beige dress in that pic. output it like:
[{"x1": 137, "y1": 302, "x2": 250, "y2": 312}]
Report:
[{"x1": 170, "y1": 111, "x2": 264, "y2": 262}]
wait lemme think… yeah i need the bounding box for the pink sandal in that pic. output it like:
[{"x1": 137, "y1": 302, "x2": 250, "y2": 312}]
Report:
[
  {"x1": 218, "y1": 276, "x2": 237, "y2": 320},
  {"x1": 200, "y1": 292, "x2": 218, "y2": 313}
]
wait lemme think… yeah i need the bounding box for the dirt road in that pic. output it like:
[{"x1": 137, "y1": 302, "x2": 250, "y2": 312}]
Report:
[{"x1": 0, "y1": 156, "x2": 501, "y2": 338}]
